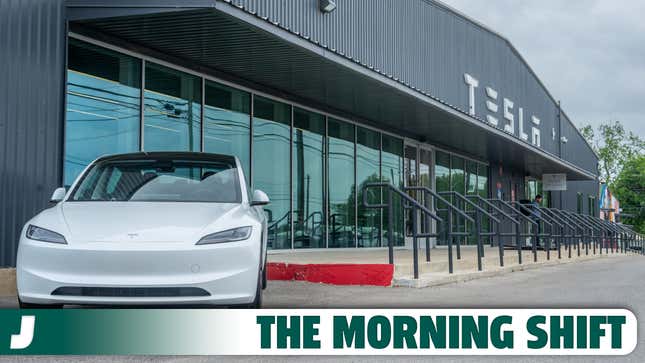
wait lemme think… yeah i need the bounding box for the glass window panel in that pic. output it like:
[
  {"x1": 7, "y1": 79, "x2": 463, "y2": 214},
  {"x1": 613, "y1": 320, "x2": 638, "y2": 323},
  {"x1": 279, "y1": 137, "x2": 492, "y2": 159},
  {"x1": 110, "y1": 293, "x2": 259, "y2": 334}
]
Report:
[
  {"x1": 144, "y1": 62, "x2": 201, "y2": 152},
  {"x1": 327, "y1": 118, "x2": 356, "y2": 248},
  {"x1": 435, "y1": 151, "x2": 451, "y2": 193},
  {"x1": 419, "y1": 149, "x2": 433, "y2": 237},
  {"x1": 466, "y1": 161, "x2": 478, "y2": 195},
  {"x1": 381, "y1": 134, "x2": 405, "y2": 247},
  {"x1": 451, "y1": 156, "x2": 465, "y2": 194},
  {"x1": 292, "y1": 108, "x2": 325, "y2": 249},
  {"x1": 253, "y1": 96, "x2": 292, "y2": 250},
  {"x1": 477, "y1": 164, "x2": 489, "y2": 199},
  {"x1": 434, "y1": 151, "x2": 451, "y2": 245},
  {"x1": 204, "y1": 81, "x2": 250, "y2": 183},
  {"x1": 464, "y1": 160, "x2": 478, "y2": 244},
  {"x1": 477, "y1": 164, "x2": 491, "y2": 235},
  {"x1": 356, "y1": 127, "x2": 381, "y2": 247},
  {"x1": 450, "y1": 156, "x2": 467, "y2": 243},
  {"x1": 65, "y1": 39, "x2": 141, "y2": 186}
]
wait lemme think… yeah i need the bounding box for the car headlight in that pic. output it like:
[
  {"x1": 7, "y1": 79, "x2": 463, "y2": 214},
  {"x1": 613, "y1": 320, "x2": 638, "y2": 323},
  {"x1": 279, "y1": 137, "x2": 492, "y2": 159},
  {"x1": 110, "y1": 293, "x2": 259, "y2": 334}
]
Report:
[
  {"x1": 196, "y1": 226, "x2": 252, "y2": 245},
  {"x1": 26, "y1": 225, "x2": 67, "y2": 244}
]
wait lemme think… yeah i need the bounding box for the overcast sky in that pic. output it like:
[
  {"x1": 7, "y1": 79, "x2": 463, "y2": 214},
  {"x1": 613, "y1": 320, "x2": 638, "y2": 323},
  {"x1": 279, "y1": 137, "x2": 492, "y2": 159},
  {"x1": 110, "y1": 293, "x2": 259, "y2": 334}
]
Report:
[{"x1": 440, "y1": 0, "x2": 645, "y2": 138}]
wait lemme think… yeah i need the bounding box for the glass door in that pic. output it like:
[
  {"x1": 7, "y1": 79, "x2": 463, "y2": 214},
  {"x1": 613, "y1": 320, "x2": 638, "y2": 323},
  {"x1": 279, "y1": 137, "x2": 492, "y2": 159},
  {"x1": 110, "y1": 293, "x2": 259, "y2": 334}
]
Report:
[
  {"x1": 404, "y1": 144, "x2": 433, "y2": 238},
  {"x1": 418, "y1": 148, "x2": 433, "y2": 237}
]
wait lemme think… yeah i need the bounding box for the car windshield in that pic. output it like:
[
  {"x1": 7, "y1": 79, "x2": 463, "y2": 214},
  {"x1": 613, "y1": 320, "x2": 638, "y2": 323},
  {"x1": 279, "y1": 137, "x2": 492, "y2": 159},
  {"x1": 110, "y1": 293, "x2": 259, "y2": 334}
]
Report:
[{"x1": 70, "y1": 157, "x2": 242, "y2": 203}]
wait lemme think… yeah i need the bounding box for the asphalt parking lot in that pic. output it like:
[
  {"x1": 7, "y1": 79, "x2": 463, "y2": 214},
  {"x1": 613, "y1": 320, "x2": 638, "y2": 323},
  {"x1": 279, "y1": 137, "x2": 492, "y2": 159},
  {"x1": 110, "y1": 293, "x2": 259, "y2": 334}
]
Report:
[{"x1": 2, "y1": 255, "x2": 644, "y2": 362}]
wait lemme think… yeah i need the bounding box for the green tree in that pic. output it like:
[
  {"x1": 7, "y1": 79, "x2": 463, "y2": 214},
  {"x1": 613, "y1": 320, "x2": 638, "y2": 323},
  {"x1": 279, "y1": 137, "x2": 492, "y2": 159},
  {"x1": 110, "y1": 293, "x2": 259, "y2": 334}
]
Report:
[
  {"x1": 612, "y1": 156, "x2": 645, "y2": 233},
  {"x1": 580, "y1": 121, "x2": 645, "y2": 187}
]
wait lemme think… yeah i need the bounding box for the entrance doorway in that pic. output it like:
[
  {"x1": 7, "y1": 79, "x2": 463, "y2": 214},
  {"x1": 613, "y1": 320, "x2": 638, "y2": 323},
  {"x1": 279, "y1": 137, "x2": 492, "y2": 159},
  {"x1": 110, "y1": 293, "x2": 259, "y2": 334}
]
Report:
[{"x1": 404, "y1": 143, "x2": 433, "y2": 239}]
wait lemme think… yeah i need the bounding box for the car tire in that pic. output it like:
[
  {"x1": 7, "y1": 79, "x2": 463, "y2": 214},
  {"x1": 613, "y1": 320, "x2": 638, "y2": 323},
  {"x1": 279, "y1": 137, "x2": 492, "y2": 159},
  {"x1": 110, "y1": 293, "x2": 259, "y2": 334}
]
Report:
[
  {"x1": 262, "y1": 264, "x2": 267, "y2": 290},
  {"x1": 249, "y1": 271, "x2": 263, "y2": 308},
  {"x1": 18, "y1": 298, "x2": 62, "y2": 309}
]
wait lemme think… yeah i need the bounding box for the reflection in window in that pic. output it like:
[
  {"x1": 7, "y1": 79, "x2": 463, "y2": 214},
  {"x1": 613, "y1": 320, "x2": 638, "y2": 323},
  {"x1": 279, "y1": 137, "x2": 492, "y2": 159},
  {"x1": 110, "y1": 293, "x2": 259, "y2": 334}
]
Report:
[
  {"x1": 435, "y1": 151, "x2": 451, "y2": 193},
  {"x1": 144, "y1": 62, "x2": 201, "y2": 152},
  {"x1": 451, "y1": 156, "x2": 465, "y2": 194},
  {"x1": 477, "y1": 164, "x2": 490, "y2": 234},
  {"x1": 466, "y1": 161, "x2": 478, "y2": 195},
  {"x1": 356, "y1": 127, "x2": 381, "y2": 247},
  {"x1": 477, "y1": 165, "x2": 489, "y2": 199},
  {"x1": 434, "y1": 151, "x2": 451, "y2": 245},
  {"x1": 253, "y1": 96, "x2": 291, "y2": 249},
  {"x1": 451, "y1": 156, "x2": 466, "y2": 243},
  {"x1": 381, "y1": 135, "x2": 404, "y2": 247},
  {"x1": 327, "y1": 118, "x2": 355, "y2": 248},
  {"x1": 204, "y1": 81, "x2": 251, "y2": 182},
  {"x1": 293, "y1": 109, "x2": 325, "y2": 249},
  {"x1": 65, "y1": 39, "x2": 140, "y2": 185}
]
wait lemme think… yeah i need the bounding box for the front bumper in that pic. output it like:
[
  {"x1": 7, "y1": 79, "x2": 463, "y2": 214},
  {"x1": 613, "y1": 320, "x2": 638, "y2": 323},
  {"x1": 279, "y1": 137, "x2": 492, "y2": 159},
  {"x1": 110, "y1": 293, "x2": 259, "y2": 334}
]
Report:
[{"x1": 17, "y1": 237, "x2": 261, "y2": 306}]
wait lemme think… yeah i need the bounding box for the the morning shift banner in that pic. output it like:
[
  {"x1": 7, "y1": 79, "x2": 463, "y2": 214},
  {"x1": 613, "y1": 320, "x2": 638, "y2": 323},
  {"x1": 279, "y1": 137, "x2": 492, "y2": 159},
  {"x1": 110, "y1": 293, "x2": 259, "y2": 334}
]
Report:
[{"x1": 0, "y1": 309, "x2": 636, "y2": 355}]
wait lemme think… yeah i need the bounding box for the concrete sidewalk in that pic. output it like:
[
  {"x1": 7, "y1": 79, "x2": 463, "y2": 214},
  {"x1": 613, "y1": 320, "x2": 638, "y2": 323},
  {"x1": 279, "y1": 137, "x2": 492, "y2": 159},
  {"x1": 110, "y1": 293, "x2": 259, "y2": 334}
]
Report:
[{"x1": 269, "y1": 244, "x2": 633, "y2": 288}]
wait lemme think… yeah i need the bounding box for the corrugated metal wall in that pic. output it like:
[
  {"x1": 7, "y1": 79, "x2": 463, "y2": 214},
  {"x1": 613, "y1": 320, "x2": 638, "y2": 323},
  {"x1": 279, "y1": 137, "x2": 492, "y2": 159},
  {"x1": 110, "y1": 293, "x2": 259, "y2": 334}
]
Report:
[
  {"x1": 0, "y1": 0, "x2": 66, "y2": 267},
  {"x1": 226, "y1": 0, "x2": 598, "y2": 175}
]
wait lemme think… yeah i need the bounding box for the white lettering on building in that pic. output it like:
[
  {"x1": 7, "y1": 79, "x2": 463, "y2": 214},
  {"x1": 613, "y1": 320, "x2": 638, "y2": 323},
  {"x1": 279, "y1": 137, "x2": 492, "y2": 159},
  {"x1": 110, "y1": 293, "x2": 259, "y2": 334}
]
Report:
[
  {"x1": 464, "y1": 74, "x2": 479, "y2": 116},
  {"x1": 464, "y1": 73, "x2": 541, "y2": 148},
  {"x1": 485, "y1": 87, "x2": 499, "y2": 126}
]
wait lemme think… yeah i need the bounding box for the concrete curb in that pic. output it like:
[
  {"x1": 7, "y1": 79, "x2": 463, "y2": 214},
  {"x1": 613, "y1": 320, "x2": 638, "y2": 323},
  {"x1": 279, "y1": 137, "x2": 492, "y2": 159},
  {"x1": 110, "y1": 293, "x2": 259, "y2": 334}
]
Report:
[
  {"x1": 0, "y1": 268, "x2": 16, "y2": 296},
  {"x1": 393, "y1": 254, "x2": 618, "y2": 288}
]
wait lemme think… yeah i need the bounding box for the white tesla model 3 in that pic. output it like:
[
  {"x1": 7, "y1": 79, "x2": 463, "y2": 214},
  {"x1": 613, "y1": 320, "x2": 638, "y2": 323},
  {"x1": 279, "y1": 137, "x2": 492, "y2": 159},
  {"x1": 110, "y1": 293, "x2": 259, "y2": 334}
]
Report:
[{"x1": 17, "y1": 152, "x2": 269, "y2": 308}]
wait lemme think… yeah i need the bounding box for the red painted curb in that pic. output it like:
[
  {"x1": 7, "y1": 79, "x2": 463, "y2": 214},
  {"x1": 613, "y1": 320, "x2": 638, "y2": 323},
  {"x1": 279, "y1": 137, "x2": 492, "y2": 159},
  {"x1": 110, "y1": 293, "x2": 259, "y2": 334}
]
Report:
[{"x1": 267, "y1": 262, "x2": 393, "y2": 286}]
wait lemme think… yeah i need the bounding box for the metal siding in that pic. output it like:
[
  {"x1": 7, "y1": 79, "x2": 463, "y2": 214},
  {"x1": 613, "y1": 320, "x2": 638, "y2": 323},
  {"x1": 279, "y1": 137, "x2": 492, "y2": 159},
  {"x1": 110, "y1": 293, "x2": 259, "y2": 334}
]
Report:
[
  {"x1": 0, "y1": 0, "x2": 66, "y2": 267},
  {"x1": 226, "y1": 0, "x2": 596, "y2": 174}
]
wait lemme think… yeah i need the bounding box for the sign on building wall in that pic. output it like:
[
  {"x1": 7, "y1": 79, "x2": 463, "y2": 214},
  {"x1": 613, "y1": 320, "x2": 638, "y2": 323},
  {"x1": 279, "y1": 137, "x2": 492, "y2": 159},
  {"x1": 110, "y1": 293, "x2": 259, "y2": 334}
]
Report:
[
  {"x1": 464, "y1": 73, "x2": 542, "y2": 148},
  {"x1": 542, "y1": 173, "x2": 567, "y2": 191}
]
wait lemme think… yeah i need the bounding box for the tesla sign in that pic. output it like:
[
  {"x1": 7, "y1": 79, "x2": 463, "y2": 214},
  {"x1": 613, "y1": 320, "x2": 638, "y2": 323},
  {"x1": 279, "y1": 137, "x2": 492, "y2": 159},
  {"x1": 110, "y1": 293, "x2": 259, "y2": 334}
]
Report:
[{"x1": 464, "y1": 73, "x2": 541, "y2": 148}]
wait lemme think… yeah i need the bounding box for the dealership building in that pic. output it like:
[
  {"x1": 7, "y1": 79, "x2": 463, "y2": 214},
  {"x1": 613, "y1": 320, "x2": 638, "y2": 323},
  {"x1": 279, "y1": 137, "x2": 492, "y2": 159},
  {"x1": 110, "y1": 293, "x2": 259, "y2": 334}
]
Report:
[{"x1": 0, "y1": 0, "x2": 600, "y2": 266}]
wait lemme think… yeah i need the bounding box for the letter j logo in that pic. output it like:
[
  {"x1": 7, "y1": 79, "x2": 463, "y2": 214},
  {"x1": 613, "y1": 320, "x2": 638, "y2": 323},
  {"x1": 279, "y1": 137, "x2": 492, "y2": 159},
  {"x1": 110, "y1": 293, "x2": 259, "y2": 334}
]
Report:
[{"x1": 11, "y1": 316, "x2": 35, "y2": 350}]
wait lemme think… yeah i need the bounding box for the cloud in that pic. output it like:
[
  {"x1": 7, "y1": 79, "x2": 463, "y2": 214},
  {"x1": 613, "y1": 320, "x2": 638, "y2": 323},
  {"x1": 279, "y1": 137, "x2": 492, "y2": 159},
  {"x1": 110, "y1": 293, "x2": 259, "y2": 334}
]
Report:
[{"x1": 439, "y1": 0, "x2": 645, "y2": 138}]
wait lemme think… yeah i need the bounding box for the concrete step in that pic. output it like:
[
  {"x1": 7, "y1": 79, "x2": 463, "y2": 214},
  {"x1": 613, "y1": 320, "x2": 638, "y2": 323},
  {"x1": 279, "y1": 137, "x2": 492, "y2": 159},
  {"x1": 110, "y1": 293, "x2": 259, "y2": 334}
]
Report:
[
  {"x1": 394, "y1": 250, "x2": 634, "y2": 288},
  {"x1": 393, "y1": 245, "x2": 611, "y2": 277}
]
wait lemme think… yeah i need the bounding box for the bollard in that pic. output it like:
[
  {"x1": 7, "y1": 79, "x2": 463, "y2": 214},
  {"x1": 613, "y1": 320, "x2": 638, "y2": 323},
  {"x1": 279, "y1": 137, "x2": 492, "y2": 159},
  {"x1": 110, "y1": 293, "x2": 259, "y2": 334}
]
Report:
[
  {"x1": 516, "y1": 222, "x2": 522, "y2": 265},
  {"x1": 447, "y1": 210, "x2": 453, "y2": 274},
  {"x1": 475, "y1": 212, "x2": 482, "y2": 271},
  {"x1": 533, "y1": 223, "x2": 538, "y2": 263},
  {"x1": 497, "y1": 221, "x2": 504, "y2": 267}
]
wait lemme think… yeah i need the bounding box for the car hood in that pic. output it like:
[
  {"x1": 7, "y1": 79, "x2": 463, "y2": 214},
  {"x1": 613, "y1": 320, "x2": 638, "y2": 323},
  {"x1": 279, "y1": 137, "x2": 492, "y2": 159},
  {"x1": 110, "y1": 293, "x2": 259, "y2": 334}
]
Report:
[{"x1": 60, "y1": 202, "x2": 241, "y2": 243}]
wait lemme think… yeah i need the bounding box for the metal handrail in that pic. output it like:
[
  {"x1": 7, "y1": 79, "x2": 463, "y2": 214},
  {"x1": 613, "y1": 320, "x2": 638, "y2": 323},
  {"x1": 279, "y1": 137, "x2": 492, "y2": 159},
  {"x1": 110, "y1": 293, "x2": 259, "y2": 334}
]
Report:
[
  {"x1": 363, "y1": 182, "x2": 443, "y2": 278},
  {"x1": 489, "y1": 198, "x2": 542, "y2": 263},
  {"x1": 563, "y1": 212, "x2": 598, "y2": 256},
  {"x1": 548, "y1": 209, "x2": 585, "y2": 257},
  {"x1": 467, "y1": 194, "x2": 523, "y2": 267},
  {"x1": 410, "y1": 187, "x2": 502, "y2": 270},
  {"x1": 490, "y1": 199, "x2": 539, "y2": 226},
  {"x1": 537, "y1": 206, "x2": 564, "y2": 260},
  {"x1": 511, "y1": 201, "x2": 554, "y2": 261},
  {"x1": 403, "y1": 186, "x2": 470, "y2": 266},
  {"x1": 467, "y1": 195, "x2": 517, "y2": 224},
  {"x1": 540, "y1": 208, "x2": 575, "y2": 259},
  {"x1": 438, "y1": 190, "x2": 504, "y2": 269},
  {"x1": 438, "y1": 191, "x2": 498, "y2": 224},
  {"x1": 578, "y1": 214, "x2": 611, "y2": 255},
  {"x1": 511, "y1": 202, "x2": 554, "y2": 229}
]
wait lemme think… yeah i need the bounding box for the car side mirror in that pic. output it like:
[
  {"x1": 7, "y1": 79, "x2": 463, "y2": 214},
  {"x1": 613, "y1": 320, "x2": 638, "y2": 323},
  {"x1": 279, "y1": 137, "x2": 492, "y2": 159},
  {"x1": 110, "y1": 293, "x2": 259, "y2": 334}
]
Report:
[
  {"x1": 250, "y1": 190, "x2": 270, "y2": 206},
  {"x1": 50, "y1": 187, "x2": 67, "y2": 203}
]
